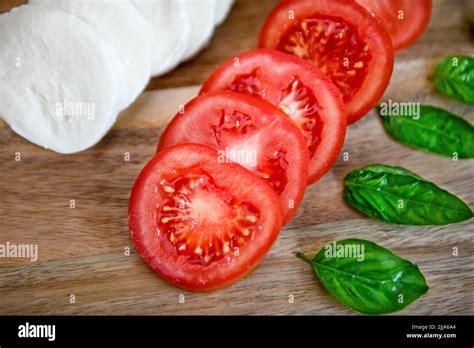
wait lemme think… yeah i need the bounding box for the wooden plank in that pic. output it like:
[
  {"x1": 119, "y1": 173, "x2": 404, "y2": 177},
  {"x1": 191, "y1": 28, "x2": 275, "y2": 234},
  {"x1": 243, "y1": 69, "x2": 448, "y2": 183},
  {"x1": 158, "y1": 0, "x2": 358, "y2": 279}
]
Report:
[{"x1": 0, "y1": 0, "x2": 473, "y2": 315}]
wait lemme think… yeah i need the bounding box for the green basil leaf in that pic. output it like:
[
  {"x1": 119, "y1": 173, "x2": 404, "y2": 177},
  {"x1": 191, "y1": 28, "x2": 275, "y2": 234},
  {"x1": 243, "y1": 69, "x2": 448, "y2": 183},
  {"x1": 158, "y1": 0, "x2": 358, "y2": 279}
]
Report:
[
  {"x1": 378, "y1": 104, "x2": 474, "y2": 158},
  {"x1": 297, "y1": 239, "x2": 429, "y2": 314},
  {"x1": 343, "y1": 164, "x2": 473, "y2": 225},
  {"x1": 433, "y1": 55, "x2": 474, "y2": 104}
]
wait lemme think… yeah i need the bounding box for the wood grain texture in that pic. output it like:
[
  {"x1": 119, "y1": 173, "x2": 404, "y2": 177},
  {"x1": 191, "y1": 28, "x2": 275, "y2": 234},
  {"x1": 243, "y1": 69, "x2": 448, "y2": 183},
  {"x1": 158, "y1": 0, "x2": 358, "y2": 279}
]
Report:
[{"x1": 0, "y1": 0, "x2": 473, "y2": 315}]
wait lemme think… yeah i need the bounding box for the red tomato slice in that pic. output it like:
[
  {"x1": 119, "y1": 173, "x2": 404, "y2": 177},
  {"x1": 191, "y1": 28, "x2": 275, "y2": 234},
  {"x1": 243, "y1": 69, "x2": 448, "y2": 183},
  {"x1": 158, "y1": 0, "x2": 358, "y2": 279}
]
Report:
[
  {"x1": 355, "y1": 0, "x2": 432, "y2": 51},
  {"x1": 157, "y1": 91, "x2": 309, "y2": 225},
  {"x1": 259, "y1": 0, "x2": 394, "y2": 124},
  {"x1": 200, "y1": 49, "x2": 346, "y2": 184},
  {"x1": 129, "y1": 144, "x2": 282, "y2": 291}
]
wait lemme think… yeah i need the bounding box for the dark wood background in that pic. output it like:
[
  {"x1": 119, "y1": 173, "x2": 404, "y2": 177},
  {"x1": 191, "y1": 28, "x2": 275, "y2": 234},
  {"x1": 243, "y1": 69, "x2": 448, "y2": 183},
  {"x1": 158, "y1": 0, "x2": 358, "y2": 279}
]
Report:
[{"x1": 0, "y1": 0, "x2": 472, "y2": 315}]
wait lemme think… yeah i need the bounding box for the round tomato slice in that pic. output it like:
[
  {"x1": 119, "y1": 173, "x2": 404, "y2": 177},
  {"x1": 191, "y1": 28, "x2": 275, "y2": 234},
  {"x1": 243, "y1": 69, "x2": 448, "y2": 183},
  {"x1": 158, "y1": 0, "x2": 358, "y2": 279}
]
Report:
[
  {"x1": 129, "y1": 144, "x2": 282, "y2": 291},
  {"x1": 355, "y1": 0, "x2": 432, "y2": 51},
  {"x1": 259, "y1": 0, "x2": 394, "y2": 124},
  {"x1": 200, "y1": 49, "x2": 346, "y2": 184},
  {"x1": 157, "y1": 91, "x2": 309, "y2": 225}
]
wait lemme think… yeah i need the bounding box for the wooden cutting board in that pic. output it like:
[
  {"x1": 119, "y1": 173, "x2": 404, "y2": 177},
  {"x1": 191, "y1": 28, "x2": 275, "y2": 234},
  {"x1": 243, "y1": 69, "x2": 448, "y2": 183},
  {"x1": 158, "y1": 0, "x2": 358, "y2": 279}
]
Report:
[{"x1": 0, "y1": 0, "x2": 473, "y2": 315}]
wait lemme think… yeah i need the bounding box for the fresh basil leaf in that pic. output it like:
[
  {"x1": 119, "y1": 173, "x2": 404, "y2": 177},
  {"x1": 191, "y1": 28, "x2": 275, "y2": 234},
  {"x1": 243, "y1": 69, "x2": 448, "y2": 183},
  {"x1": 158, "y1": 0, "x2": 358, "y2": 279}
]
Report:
[
  {"x1": 433, "y1": 55, "x2": 474, "y2": 104},
  {"x1": 343, "y1": 164, "x2": 473, "y2": 225},
  {"x1": 297, "y1": 239, "x2": 429, "y2": 314},
  {"x1": 378, "y1": 104, "x2": 474, "y2": 158}
]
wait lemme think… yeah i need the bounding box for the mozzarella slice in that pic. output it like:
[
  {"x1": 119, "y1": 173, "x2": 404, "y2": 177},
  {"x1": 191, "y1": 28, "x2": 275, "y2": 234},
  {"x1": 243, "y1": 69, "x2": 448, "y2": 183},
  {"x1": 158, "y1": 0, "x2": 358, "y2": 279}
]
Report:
[
  {"x1": 181, "y1": 0, "x2": 217, "y2": 62},
  {"x1": 214, "y1": 0, "x2": 234, "y2": 26},
  {"x1": 28, "y1": 0, "x2": 153, "y2": 109},
  {"x1": 0, "y1": 6, "x2": 126, "y2": 154},
  {"x1": 130, "y1": 0, "x2": 190, "y2": 76}
]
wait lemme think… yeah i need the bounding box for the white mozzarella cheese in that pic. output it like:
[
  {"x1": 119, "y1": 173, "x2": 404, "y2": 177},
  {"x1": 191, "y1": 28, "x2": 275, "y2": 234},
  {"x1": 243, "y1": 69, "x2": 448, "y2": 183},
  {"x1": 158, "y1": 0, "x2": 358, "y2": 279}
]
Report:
[
  {"x1": 181, "y1": 0, "x2": 217, "y2": 62},
  {"x1": 0, "y1": 6, "x2": 126, "y2": 154},
  {"x1": 130, "y1": 0, "x2": 191, "y2": 76},
  {"x1": 214, "y1": 0, "x2": 234, "y2": 26},
  {"x1": 28, "y1": 0, "x2": 153, "y2": 109}
]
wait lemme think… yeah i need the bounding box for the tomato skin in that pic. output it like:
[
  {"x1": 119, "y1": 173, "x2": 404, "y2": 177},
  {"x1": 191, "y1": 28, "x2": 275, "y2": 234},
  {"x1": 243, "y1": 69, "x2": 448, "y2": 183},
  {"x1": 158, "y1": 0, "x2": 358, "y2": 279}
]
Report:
[
  {"x1": 157, "y1": 91, "x2": 309, "y2": 225},
  {"x1": 200, "y1": 48, "x2": 346, "y2": 185},
  {"x1": 129, "y1": 144, "x2": 282, "y2": 291},
  {"x1": 355, "y1": 0, "x2": 432, "y2": 51},
  {"x1": 259, "y1": 0, "x2": 394, "y2": 124}
]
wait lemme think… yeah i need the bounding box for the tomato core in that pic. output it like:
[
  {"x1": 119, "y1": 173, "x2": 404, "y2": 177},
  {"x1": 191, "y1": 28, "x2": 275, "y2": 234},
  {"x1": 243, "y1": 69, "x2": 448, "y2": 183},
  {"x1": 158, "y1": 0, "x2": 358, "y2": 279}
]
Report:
[
  {"x1": 276, "y1": 16, "x2": 372, "y2": 102},
  {"x1": 279, "y1": 78, "x2": 323, "y2": 156},
  {"x1": 228, "y1": 69, "x2": 263, "y2": 97},
  {"x1": 229, "y1": 72, "x2": 323, "y2": 157},
  {"x1": 156, "y1": 168, "x2": 260, "y2": 266},
  {"x1": 212, "y1": 108, "x2": 289, "y2": 195}
]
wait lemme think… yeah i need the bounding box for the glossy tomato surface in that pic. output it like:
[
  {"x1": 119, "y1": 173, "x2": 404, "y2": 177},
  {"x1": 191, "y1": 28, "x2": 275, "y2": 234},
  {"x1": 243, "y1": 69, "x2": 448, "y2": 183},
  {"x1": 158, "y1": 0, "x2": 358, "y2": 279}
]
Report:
[
  {"x1": 129, "y1": 144, "x2": 283, "y2": 291},
  {"x1": 356, "y1": 0, "x2": 432, "y2": 51},
  {"x1": 158, "y1": 91, "x2": 309, "y2": 225},
  {"x1": 201, "y1": 49, "x2": 346, "y2": 184},
  {"x1": 259, "y1": 0, "x2": 394, "y2": 124}
]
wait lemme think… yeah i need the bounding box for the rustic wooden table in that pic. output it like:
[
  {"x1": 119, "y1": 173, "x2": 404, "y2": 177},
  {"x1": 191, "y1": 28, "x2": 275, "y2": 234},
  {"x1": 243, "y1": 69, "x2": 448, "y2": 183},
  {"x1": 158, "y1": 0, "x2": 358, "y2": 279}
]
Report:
[{"x1": 0, "y1": 0, "x2": 472, "y2": 315}]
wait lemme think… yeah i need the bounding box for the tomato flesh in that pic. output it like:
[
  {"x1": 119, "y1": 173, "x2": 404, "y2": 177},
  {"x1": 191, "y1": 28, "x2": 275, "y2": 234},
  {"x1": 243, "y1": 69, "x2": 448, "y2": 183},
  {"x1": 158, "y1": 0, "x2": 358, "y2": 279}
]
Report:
[
  {"x1": 129, "y1": 144, "x2": 282, "y2": 291},
  {"x1": 158, "y1": 91, "x2": 309, "y2": 224},
  {"x1": 276, "y1": 16, "x2": 371, "y2": 103},
  {"x1": 355, "y1": 0, "x2": 432, "y2": 51},
  {"x1": 200, "y1": 49, "x2": 346, "y2": 184}
]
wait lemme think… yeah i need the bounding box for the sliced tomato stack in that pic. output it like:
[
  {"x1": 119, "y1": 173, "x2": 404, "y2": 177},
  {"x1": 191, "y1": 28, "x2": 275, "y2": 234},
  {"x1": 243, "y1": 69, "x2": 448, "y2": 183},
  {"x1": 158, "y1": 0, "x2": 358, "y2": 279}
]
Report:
[
  {"x1": 129, "y1": 0, "x2": 431, "y2": 292},
  {"x1": 130, "y1": 91, "x2": 310, "y2": 291},
  {"x1": 158, "y1": 91, "x2": 309, "y2": 224},
  {"x1": 200, "y1": 49, "x2": 346, "y2": 184}
]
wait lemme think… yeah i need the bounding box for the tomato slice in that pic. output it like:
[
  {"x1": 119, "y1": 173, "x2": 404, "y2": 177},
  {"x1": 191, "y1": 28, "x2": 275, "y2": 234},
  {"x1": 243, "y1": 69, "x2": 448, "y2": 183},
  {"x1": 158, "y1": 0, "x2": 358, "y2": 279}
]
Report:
[
  {"x1": 157, "y1": 91, "x2": 309, "y2": 225},
  {"x1": 259, "y1": 0, "x2": 394, "y2": 124},
  {"x1": 355, "y1": 0, "x2": 432, "y2": 51},
  {"x1": 200, "y1": 49, "x2": 346, "y2": 184},
  {"x1": 129, "y1": 144, "x2": 282, "y2": 291}
]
